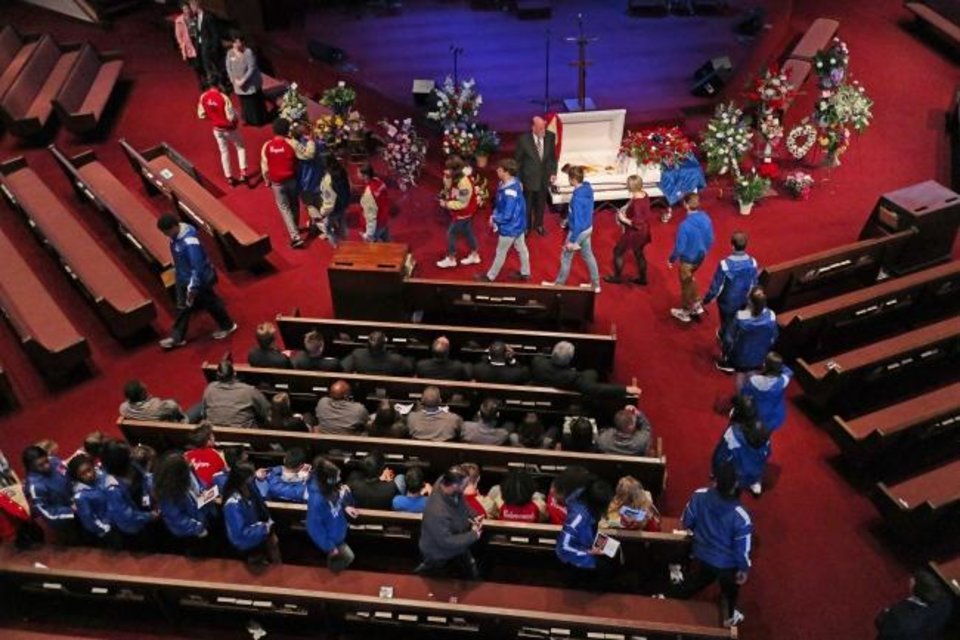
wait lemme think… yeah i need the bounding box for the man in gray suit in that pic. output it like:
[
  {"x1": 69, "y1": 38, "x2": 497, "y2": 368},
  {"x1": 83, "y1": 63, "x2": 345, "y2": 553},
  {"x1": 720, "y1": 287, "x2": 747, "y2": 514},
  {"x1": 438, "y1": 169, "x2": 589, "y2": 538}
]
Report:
[{"x1": 514, "y1": 116, "x2": 558, "y2": 236}]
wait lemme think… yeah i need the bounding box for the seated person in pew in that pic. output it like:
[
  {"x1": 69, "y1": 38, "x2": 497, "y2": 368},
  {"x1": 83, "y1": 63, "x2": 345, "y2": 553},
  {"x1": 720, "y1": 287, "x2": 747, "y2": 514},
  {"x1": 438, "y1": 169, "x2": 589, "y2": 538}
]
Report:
[
  {"x1": 23, "y1": 445, "x2": 76, "y2": 543},
  {"x1": 546, "y1": 465, "x2": 593, "y2": 525},
  {"x1": 530, "y1": 341, "x2": 642, "y2": 398},
  {"x1": 255, "y1": 448, "x2": 310, "y2": 503},
  {"x1": 415, "y1": 336, "x2": 470, "y2": 381},
  {"x1": 265, "y1": 392, "x2": 310, "y2": 432},
  {"x1": 0, "y1": 450, "x2": 35, "y2": 548},
  {"x1": 154, "y1": 452, "x2": 220, "y2": 553},
  {"x1": 875, "y1": 568, "x2": 954, "y2": 640},
  {"x1": 596, "y1": 406, "x2": 653, "y2": 456},
  {"x1": 461, "y1": 462, "x2": 494, "y2": 518},
  {"x1": 738, "y1": 352, "x2": 792, "y2": 433},
  {"x1": 346, "y1": 450, "x2": 400, "y2": 510},
  {"x1": 291, "y1": 330, "x2": 341, "y2": 372},
  {"x1": 392, "y1": 466, "x2": 431, "y2": 513},
  {"x1": 717, "y1": 287, "x2": 778, "y2": 377},
  {"x1": 560, "y1": 416, "x2": 598, "y2": 452},
  {"x1": 183, "y1": 423, "x2": 227, "y2": 489},
  {"x1": 67, "y1": 431, "x2": 111, "y2": 474},
  {"x1": 101, "y1": 440, "x2": 158, "y2": 546},
  {"x1": 366, "y1": 400, "x2": 409, "y2": 439},
  {"x1": 201, "y1": 360, "x2": 270, "y2": 429},
  {"x1": 462, "y1": 397, "x2": 512, "y2": 446},
  {"x1": 671, "y1": 462, "x2": 753, "y2": 629},
  {"x1": 119, "y1": 379, "x2": 185, "y2": 422},
  {"x1": 247, "y1": 322, "x2": 292, "y2": 369},
  {"x1": 488, "y1": 469, "x2": 547, "y2": 522},
  {"x1": 471, "y1": 341, "x2": 530, "y2": 385},
  {"x1": 417, "y1": 465, "x2": 484, "y2": 580},
  {"x1": 555, "y1": 475, "x2": 617, "y2": 590},
  {"x1": 712, "y1": 395, "x2": 771, "y2": 497},
  {"x1": 315, "y1": 380, "x2": 369, "y2": 436},
  {"x1": 67, "y1": 454, "x2": 117, "y2": 547},
  {"x1": 605, "y1": 475, "x2": 661, "y2": 531},
  {"x1": 223, "y1": 462, "x2": 281, "y2": 565},
  {"x1": 407, "y1": 386, "x2": 463, "y2": 442},
  {"x1": 510, "y1": 412, "x2": 559, "y2": 449},
  {"x1": 340, "y1": 330, "x2": 413, "y2": 377},
  {"x1": 306, "y1": 457, "x2": 358, "y2": 572}
]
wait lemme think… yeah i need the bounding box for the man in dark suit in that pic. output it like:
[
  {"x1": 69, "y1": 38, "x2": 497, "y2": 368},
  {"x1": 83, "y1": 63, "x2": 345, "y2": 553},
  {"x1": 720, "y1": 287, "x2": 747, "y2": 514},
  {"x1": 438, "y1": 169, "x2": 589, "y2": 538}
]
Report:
[
  {"x1": 341, "y1": 330, "x2": 413, "y2": 377},
  {"x1": 190, "y1": 0, "x2": 224, "y2": 85},
  {"x1": 875, "y1": 569, "x2": 953, "y2": 640},
  {"x1": 471, "y1": 341, "x2": 529, "y2": 385},
  {"x1": 416, "y1": 336, "x2": 470, "y2": 381},
  {"x1": 530, "y1": 341, "x2": 642, "y2": 398},
  {"x1": 513, "y1": 116, "x2": 558, "y2": 236}
]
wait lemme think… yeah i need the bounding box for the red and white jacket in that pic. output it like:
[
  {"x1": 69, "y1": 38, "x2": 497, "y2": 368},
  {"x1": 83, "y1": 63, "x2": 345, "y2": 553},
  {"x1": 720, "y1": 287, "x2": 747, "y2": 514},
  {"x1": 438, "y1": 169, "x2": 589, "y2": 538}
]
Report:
[
  {"x1": 197, "y1": 88, "x2": 237, "y2": 130},
  {"x1": 260, "y1": 136, "x2": 297, "y2": 183}
]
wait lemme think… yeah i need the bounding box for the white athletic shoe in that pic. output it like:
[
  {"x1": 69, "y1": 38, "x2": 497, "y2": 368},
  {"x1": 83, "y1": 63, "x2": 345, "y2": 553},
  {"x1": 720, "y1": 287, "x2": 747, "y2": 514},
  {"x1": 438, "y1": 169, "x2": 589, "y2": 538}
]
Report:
[
  {"x1": 460, "y1": 253, "x2": 481, "y2": 266},
  {"x1": 670, "y1": 308, "x2": 692, "y2": 323},
  {"x1": 669, "y1": 564, "x2": 684, "y2": 585},
  {"x1": 541, "y1": 280, "x2": 557, "y2": 286},
  {"x1": 749, "y1": 482, "x2": 763, "y2": 496},
  {"x1": 724, "y1": 610, "x2": 745, "y2": 628},
  {"x1": 212, "y1": 323, "x2": 238, "y2": 340},
  {"x1": 436, "y1": 256, "x2": 458, "y2": 269}
]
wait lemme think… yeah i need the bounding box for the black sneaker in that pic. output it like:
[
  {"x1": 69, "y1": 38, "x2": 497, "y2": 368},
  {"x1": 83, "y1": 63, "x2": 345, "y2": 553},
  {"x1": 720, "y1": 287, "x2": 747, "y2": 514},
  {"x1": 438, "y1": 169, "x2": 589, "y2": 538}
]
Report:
[
  {"x1": 473, "y1": 273, "x2": 492, "y2": 282},
  {"x1": 604, "y1": 275, "x2": 624, "y2": 284}
]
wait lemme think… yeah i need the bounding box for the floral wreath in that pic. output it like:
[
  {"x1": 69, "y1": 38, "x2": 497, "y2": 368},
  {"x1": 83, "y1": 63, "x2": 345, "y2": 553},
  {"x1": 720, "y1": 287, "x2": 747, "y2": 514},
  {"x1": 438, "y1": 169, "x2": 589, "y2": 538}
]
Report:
[{"x1": 786, "y1": 123, "x2": 817, "y2": 160}]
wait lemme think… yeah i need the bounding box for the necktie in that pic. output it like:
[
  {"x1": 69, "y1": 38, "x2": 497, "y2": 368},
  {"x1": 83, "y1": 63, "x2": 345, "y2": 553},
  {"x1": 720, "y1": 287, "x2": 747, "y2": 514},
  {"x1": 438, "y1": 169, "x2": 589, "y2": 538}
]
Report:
[{"x1": 535, "y1": 136, "x2": 543, "y2": 160}]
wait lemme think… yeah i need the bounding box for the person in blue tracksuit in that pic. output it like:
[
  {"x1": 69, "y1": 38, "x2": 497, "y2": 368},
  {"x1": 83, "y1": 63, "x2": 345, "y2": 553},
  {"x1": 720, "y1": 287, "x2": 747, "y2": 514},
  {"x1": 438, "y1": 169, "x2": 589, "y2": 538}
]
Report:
[
  {"x1": 478, "y1": 158, "x2": 530, "y2": 283},
  {"x1": 669, "y1": 192, "x2": 715, "y2": 323},
  {"x1": 719, "y1": 287, "x2": 778, "y2": 375},
  {"x1": 67, "y1": 454, "x2": 117, "y2": 547},
  {"x1": 739, "y1": 352, "x2": 793, "y2": 432},
  {"x1": 673, "y1": 462, "x2": 753, "y2": 628},
  {"x1": 154, "y1": 451, "x2": 218, "y2": 553},
  {"x1": 306, "y1": 456, "x2": 357, "y2": 572},
  {"x1": 23, "y1": 445, "x2": 76, "y2": 542},
  {"x1": 713, "y1": 396, "x2": 771, "y2": 496},
  {"x1": 255, "y1": 448, "x2": 310, "y2": 503},
  {"x1": 223, "y1": 462, "x2": 280, "y2": 563},
  {"x1": 157, "y1": 214, "x2": 236, "y2": 350},
  {"x1": 545, "y1": 165, "x2": 601, "y2": 292},
  {"x1": 555, "y1": 477, "x2": 615, "y2": 589},
  {"x1": 101, "y1": 440, "x2": 157, "y2": 546},
  {"x1": 702, "y1": 231, "x2": 759, "y2": 341}
]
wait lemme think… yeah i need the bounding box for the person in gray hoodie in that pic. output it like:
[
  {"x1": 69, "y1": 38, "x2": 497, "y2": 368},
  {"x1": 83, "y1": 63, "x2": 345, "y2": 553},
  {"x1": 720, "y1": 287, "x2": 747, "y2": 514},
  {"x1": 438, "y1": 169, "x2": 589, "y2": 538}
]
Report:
[{"x1": 416, "y1": 465, "x2": 482, "y2": 579}]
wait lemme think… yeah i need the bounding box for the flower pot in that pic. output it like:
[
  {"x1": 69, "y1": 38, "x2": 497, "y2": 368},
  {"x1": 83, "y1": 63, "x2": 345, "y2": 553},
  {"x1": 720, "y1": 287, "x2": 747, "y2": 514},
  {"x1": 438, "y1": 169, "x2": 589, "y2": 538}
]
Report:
[
  {"x1": 475, "y1": 154, "x2": 489, "y2": 168},
  {"x1": 738, "y1": 200, "x2": 754, "y2": 216}
]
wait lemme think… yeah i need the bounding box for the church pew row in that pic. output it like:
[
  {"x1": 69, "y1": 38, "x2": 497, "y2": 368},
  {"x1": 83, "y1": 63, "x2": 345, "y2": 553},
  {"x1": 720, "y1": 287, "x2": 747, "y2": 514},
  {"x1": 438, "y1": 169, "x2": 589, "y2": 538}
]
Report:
[
  {"x1": 776, "y1": 260, "x2": 960, "y2": 358},
  {"x1": 0, "y1": 25, "x2": 40, "y2": 100},
  {"x1": 119, "y1": 139, "x2": 272, "y2": 271},
  {"x1": 51, "y1": 42, "x2": 123, "y2": 135},
  {"x1": 787, "y1": 17, "x2": 840, "y2": 60},
  {"x1": 0, "y1": 363, "x2": 16, "y2": 413},
  {"x1": 275, "y1": 314, "x2": 617, "y2": 375},
  {"x1": 0, "y1": 157, "x2": 157, "y2": 340},
  {"x1": 830, "y1": 382, "x2": 960, "y2": 466},
  {"x1": 119, "y1": 418, "x2": 668, "y2": 495},
  {"x1": 758, "y1": 228, "x2": 918, "y2": 312},
  {"x1": 403, "y1": 278, "x2": 596, "y2": 329},
  {"x1": 49, "y1": 145, "x2": 175, "y2": 291},
  {"x1": 794, "y1": 316, "x2": 960, "y2": 409},
  {"x1": 0, "y1": 228, "x2": 90, "y2": 376},
  {"x1": 906, "y1": 2, "x2": 960, "y2": 49},
  {"x1": 873, "y1": 458, "x2": 960, "y2": 540},
  {"x1": 931, "y1": 555, "x2": 960, "y2": 599},
  {"x1": 0, "y1": 547, "x2": 734, "y2": 639},
  {"x1": 0, "y1": 34, "x2": 80, "y2": 138}
]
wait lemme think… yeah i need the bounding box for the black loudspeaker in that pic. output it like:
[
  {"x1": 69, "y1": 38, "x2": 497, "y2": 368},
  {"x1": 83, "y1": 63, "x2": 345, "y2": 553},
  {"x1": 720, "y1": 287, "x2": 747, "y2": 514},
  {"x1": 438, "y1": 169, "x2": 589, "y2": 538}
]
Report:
[
  {"x1": 734, "y1": 7, "x2": 766, "y2": 37},
  {"x1": 691, "y1": 56, "x2": 732, "y2": 97},
  {"x1": 307, "y1": 40, "x2": 346, "y2": 64}
]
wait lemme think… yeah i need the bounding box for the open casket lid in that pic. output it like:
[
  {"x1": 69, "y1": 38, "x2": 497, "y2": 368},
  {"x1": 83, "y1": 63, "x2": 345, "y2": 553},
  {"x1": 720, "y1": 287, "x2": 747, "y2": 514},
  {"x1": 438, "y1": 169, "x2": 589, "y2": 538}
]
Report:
[{"x1": 556, "y1": 108, "x2": 626, "y2": 166}]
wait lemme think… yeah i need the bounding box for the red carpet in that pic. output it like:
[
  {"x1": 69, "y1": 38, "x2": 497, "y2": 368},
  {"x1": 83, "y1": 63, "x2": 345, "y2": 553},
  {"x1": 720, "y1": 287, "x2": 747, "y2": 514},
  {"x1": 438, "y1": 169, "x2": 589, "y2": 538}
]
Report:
[{"x1": 0, "y1": 1, "x2": 957, "y2": 638}]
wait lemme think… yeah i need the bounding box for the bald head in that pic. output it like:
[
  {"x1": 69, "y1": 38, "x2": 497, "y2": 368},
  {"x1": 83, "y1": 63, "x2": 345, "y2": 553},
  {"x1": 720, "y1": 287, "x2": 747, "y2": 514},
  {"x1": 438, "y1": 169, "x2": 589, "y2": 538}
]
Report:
[
  {"x1": 421, "y1": 386, "x2": 441, "y2": 409},
  {"x1": 330, "y1": 380, "x2": 350, "y2": 400},
  {"x1": 431, "y1": 336, "x2": 451, "y2": 360},
  {"x1": 532, "y1": 116, "x2": 546, "y2": 135}
]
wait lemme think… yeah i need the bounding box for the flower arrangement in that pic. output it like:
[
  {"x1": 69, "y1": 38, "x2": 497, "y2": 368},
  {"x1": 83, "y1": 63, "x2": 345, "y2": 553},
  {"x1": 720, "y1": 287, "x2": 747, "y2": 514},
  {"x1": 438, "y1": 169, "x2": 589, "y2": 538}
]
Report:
[
  {"x1": 278, "y1": 82, "x2": 308, "y2": 122},
  {"x1": 750, "y1": 64, "x2": 796, "y2": 111},
  {"x1": 620, "y1": 126, "x2": 697, "y2": 168},
  {"x1": 758, "y1": 111, "x2": 784, "y2": 145},
  {"x1": 786, "y1": 122, "x2": 817, "y2": 159},
  {"x1": 827, "y1": 81, "x2": 873, "y2": 132},
  {"x1": 320, "y1": 80, "x2": 357, "y2": 113},
  {"x1": 473, "y1": 170, "x2": 490, "y2": 208},
  {"x1": 427, "y1": 76, "x2": 482, "y2": 126},
  {"x1": 313, "y1": 110, "x2": 366, "y2": 149},
  {"x1": 441, "y1": 121, "x2": 479, "y2": 158},
  {"x1": 817, "y1": 123, "x2": 851, "y2": 161},
  {"x1": 783, "y1": 171, "x2": 814, "y2": 200},
  {"x1": 379, "y1": 118, "x2": 427, "y2": 191},
  {"x1": 813, "y1": 38, "x2": 849, "y2": 90},
  {"x1": 700, "y1": 102, "x2": 753, "y2": 177},
  {"x1": 475, "y1": 127, "x2": 501, "y2": 157},
  {"x1": 735, "y1": 170, "x2": 771, "y2": 205}
]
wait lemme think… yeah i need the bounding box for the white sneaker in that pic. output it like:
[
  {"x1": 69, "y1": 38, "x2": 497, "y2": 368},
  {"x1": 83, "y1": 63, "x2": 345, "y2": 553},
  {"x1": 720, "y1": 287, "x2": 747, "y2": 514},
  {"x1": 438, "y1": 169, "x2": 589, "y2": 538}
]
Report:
[
  {"x1": 436, "y1": 257, "x2": 457, "y2": 269},
  {"x1": 540, "y1": 280, "x2": 557, "y2": 286},
  {"x1": 460, "y1": 253, "x2": 481, "y2": 266},
  {"x1": 578, "y1": 283, "x2": 601, "y2": 293},
  {"x1": 749, "y1": 482, "x2": 762, "y2": 496},
  {"x1": 691, "y1": 302, "x2": 705, "y2": 316},
  {"x1": 670, "y1": 308, "x2": 692, "y2": 323},
  {"x1": 669, "y1": 564, "x2": 684, "y2": 585},
  {"x1": 724, "y1": 610, "x2": 745, "y2": 627},
  {"x1": 212, "y1": 323, "x2": 238, "y2": 340}
]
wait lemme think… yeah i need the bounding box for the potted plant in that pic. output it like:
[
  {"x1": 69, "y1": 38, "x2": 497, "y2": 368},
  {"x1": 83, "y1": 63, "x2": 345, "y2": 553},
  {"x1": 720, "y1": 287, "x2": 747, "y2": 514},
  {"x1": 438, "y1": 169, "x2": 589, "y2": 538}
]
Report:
[
  {"x1": 474, "y1": 127, "x2": 500, "y2": 168},
  {"x1": 320, "y1": 80, "x2": 357, "y2": 115},
  {"x1": 783, "y1": 171, "x2": 814, "y2": 200},
  {"x1": 735, "y1": 171, "x2": 770, "y2": 215}
]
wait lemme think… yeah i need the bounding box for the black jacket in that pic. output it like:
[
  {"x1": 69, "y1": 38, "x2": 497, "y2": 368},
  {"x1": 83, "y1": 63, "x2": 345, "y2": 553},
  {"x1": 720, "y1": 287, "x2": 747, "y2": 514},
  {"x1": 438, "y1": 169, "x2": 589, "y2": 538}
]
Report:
[
  {"x1": 529, "y1": 356, "x2": 626, "y2": 398},
  {"x1": 248, "y1": 347, "x2": 292, "y2": 370},
  {"x1": 346, "y1": 473, "x2": 398, "y2": 511},
  {"x1": 416, "y1": 357, "x2": 470, "y2": 381},
  {"x1": 341, "y1": 348, "x2": 413, "y2": 377},
  {"x1": 514, "y1": 130, "x2": 558, "y2": 191},
  {"x1": 291, "y1": 351, "x2": 341, "y2": 372},
  {"x1": 471, "y1": 360, "x2": 530, "y2": 385},
  {"x1": 875, "y1": 596, "x2": 953, "y2": 640}
]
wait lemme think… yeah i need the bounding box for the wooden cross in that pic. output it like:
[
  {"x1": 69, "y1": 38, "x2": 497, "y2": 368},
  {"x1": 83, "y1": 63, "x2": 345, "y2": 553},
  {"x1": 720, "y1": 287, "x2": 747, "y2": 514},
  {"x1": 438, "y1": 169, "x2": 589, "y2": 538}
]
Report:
[{"x1": 564, "y1": 13, "x2": 597, "y2": 112}]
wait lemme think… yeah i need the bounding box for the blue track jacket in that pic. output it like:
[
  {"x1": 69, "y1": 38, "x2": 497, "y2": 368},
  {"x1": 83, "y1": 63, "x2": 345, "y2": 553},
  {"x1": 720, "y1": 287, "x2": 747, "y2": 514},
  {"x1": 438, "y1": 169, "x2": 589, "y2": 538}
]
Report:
[
  {"x1": 26, "y1": 456, "x2": 74, "y2": 525},
  {"x1": 224, "y1": 489, "x2": 271, "y2": 551},
  {"x1": 669, "y1": 210, "x2": 714, "y2": 264},
  {"x1": 104, "y1": 473, "x2": 154, "y2": 535},
  {"x1": 566, "y1": 182, "x2": 595, "y2": 242},
  {"x1": 170, "y1": 223, "x2": 216, "y2": 290},
  {"x1": 555, "y1": 488, "x2": 597, "y2": 569},
  {"x1": 492, "y1": 178, "x2": 526, "y2": 237},
  {"x1": 306, "y1": 480, "x2": 353, "y2": 553},
  {"x1": 73, "y1": 481, "x2": 112, "y2": 538},
  {"x1": 255, "y1": 466, "x2": 309, "y2": 503},
  {"x1": 159, "y1": 472, "x2": 215, "y2": 538},
  {"x1": 703, "y1": 252, "x2": 759, "y2": 314},
  {"x1": 741, "y1": 366, "x2": 793, "y2": 431},
  {"x1": 725, "y1": 308, "x2": 778, "y2": 370},
  {"x1": 713, "y1": 424, "x2": 771, "y2": 487},
  {"x1": 682, "y1": 487, "x2": 753, "y2": 572}
]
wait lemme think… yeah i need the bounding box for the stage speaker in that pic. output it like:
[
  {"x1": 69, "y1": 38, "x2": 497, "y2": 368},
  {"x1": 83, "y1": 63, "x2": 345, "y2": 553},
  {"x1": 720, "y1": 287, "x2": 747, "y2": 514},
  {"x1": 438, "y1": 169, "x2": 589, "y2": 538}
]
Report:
[
  {"x1": 734, "y1": 7, "x2": 766, "y2": 37},
  {"x1": 412, "y1": 79, "x2": 436, "y2": 107},
  {"x1": 307, "y1": 40, "x2": 346, "y2": 64},
  {"x1": 691, "y1": 56, "x2": 732, "y2": 97}
]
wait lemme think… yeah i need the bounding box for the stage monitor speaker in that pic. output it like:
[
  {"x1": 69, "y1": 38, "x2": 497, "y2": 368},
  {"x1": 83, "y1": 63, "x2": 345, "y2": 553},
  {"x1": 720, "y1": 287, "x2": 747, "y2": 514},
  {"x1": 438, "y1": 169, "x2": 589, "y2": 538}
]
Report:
[
  {"x1": 307, "y1": 40, "x2": 346, "y2": 65},
  {"x1": 691, "y1": 56, "x2": 732, "y2": 97},
  {"x1": 734, "y1": 7, "x2": 766, "y2": 37},
  {"x1": 412, "y1": 79, "x2": 436, "y2": 107}
]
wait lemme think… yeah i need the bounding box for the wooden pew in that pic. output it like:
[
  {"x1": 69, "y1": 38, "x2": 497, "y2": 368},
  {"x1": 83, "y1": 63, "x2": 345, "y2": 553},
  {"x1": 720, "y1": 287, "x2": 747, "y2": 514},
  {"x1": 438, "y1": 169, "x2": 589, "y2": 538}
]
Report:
[
  {"x1": 49, "y1": 145, "x2": 174, "y2": 292},
  {"x1": 404, "y1": 278, "x2": 596, "y2": 329},
  {"x1": 788, "y1": 17, "x2": 840, "y2": 60},
  {"x1": 907, "y1": 2, "x2": 960, "y2": 49},
  {"x1": 51, "y1": 42, "x2": 123, "y2": 135},
  {"x1": 759, "y1": 228, "x2": 917, "y2": 311},
  {"x1": 0, "y1": 25, "x2": 39, "y2": 100},
  {"x1": 776, "y1": 260, "x2": 960, "y2": 357},
  {"x1": 119, "y1": 138, "x2": 271, "y2": 270},
  {"x1": 0, "y1": 157, "x2": 156, "y2": 340},
  {"x1": 275, "y1": 314, "x2": 617, "y2": 375},
  {"x1": 0, "y1": 228, "x2": 90, "y2": 376},
  {"x1": 930, "y1": 555, "x2": 960, "y2": 598},
  {"x1": 794, "y1": 316, "x2": 960, "y2": 408},
  {"x1": 831, "y1": 382, "x2": 960, "y2": 465},
  {"x1": 119, "y1": 418, "x2": 668, "y2": 495},
  {"x1": 0, "y1": 34, "x2": 81, "y2": 138},
  {"x1": 873, "y1": 458, "x2": 960, "y2": 540},
  {"x1": 0, "y1": 546, "x2": 734, "y2": 639},
  {"x1": 782, "y1": 58, "x2": 812, "y2": 102},
  {"x1": 0, "y1": 362, "x2": 16, "y2": 413}
]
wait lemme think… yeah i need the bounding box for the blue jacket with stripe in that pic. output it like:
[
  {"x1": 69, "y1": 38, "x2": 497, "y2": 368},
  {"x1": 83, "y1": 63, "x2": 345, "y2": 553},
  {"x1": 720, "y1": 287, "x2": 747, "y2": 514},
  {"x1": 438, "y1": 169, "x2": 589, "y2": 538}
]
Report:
[
  {"x1": 703, "y1": 252, "x2": 759, "y2": 315},
  {"x1": 169, "y1": 223, "x2": 216, "y2": 290},
  {"x1": 492, "y1": 178, "x2": 526, "y2": 238},
  {"x1": 25, "y1": 456, "x2": 74, "y2": 525},
  {"x1": 682, "y1": 486, "x2": 753, "y2": 572},
  {"x1": 555, "y1": 488, "x2": 597, "y2": 569}
]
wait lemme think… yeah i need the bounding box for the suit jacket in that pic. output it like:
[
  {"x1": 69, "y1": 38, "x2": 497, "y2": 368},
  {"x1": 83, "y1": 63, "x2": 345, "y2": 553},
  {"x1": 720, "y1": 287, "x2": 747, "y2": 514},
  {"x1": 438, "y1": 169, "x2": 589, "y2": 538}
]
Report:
[
  {"x1": 529, "y1": 356, "x2": 626, "y2": 399},
  {"x1": 875, "y1": 596, "x2": 953, "y2": 640},
  {"x1": 514, "y1": 130, "x2": 558, "y2": 191},
  {"x1": 341, "y1": 348, "x2": 413, "y2": 377},
  {"x1": 416, "y1": 357, "x2": 470, "y2": 381},
  {"x1": 196, "y1": 10, "x2": 222, "y2": 55},
  {"x1": 471, "y1": 360, "x2": 530, "y2": 385}
]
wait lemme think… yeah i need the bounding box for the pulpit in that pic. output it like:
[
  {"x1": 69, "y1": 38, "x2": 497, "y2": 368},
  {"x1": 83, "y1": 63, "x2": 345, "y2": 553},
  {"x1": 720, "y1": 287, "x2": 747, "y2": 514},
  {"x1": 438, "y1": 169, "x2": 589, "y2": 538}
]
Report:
[{"x1": 327, "y1": 242, "x2": 412, "y2": 320}]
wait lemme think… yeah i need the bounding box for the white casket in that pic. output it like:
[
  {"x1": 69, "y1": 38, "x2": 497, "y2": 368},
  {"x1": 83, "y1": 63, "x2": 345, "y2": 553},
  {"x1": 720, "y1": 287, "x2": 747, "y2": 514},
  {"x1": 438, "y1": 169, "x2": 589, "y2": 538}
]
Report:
[{"x1": 552, "y1": 109, "x2": 662, "y2": 205}]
